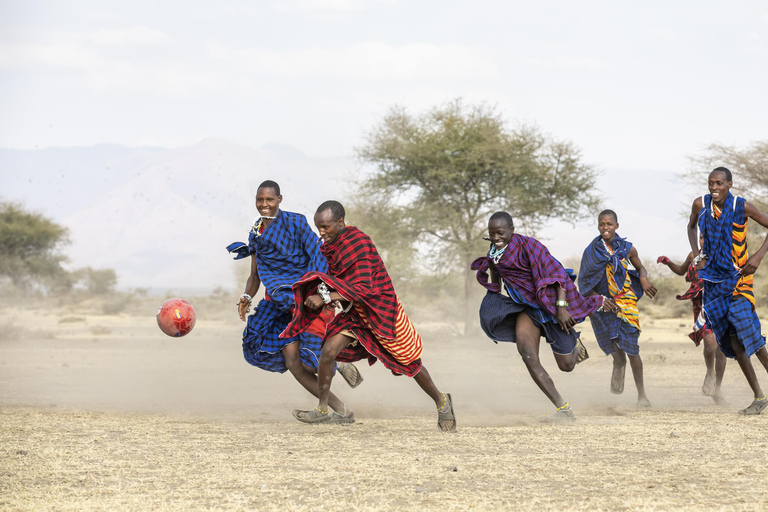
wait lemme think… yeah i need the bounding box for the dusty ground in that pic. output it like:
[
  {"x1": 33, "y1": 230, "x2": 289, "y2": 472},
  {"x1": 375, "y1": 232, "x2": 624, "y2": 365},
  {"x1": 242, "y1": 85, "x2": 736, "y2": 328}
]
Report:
[{"x1": 2, "y1": 305, "x2": 768, "y2": 511}]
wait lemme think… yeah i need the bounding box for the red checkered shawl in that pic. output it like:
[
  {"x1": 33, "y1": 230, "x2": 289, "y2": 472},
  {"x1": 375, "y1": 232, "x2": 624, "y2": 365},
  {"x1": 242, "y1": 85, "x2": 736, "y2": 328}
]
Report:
[
  {"x1": 282, "y1": 226, "x2": 399, "y2": 340},
  {"x1": 676, "y1": 262, "x2": 703, "y2": 302}
]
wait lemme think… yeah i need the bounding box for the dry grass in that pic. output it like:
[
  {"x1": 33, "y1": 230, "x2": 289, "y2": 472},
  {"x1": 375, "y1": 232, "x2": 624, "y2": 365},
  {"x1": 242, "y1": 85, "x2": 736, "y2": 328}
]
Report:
[
  {"x1": 2, "y1": 406, "x2": 768, "y2": 511},
  {"x1": 2, "y1": 304, "x2": 768, "y2": 510}
]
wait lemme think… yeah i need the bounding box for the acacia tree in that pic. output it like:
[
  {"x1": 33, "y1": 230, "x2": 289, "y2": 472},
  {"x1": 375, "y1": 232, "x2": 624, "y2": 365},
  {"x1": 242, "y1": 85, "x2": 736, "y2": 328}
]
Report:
[
  {"x1": 356, "y1": 100, "x2": 601, "y2": 333},
  {"x1": 0, "y1": 201, "x2": 70, "y2": 290},
  {"x1": 687, "y1": 141, "x2": 768, "y2": 208}
]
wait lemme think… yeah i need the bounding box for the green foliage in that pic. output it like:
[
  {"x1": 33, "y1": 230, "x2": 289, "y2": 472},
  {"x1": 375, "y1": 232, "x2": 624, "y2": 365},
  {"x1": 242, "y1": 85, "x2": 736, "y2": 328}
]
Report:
[
  {"x1": 355, "y1": 99, "x2": 601, "y2": 332},
  {"x1": 357, "y1": 100, "x2": 601, "y2": 267},
  {"x1": 687, "y1": 141, "x2": 768, "y2": 210},
  {"x1": 77, "y1": 267, "x2": 118, "y2": 295},
  {"x1": 346, "y1": 189, "x2": 420, "y2": 288},
  {"x1": 0, "y1": 201, "x2": 70, "y2": 289}
]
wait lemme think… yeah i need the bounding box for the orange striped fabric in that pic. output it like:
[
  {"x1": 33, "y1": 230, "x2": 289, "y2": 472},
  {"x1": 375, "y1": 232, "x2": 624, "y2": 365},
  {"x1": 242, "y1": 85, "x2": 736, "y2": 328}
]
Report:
[
  {"x1": 713, "y1": 205, "x2": 755, "y2": 306},
  {"x1": 353, "y1": 299, "x2": 423, "y2": 365}
]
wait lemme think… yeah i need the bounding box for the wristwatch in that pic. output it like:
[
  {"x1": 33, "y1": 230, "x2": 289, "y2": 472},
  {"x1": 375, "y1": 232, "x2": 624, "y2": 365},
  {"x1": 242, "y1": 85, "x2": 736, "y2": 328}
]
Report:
[
  {"x1": 556, "y1": 299, "x2": 568, "y2": 308},
  {"x1": 318, "y1": 282, "x2": 332, "y2": 304}
]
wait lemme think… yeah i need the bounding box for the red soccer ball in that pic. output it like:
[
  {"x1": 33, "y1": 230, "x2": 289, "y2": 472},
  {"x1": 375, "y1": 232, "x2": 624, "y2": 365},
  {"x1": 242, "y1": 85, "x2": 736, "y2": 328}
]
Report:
[{"x1": 157, "y1": 298, "x2": 196, "y2": 337}]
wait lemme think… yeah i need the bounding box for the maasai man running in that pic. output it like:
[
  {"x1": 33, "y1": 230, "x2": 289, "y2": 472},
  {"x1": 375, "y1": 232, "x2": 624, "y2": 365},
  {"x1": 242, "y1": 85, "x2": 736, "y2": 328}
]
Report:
[
  {"x1": 657, "y1": 233, "x2": 726, "y2": 404},
  {"x1": 687, "y1": 167, "x2": 768, "y2": 415},
  {"x1": 226, "y1": 181, "x2": 362, "y2": 423},
  {"x1": 281, "y1": 200, "x2": 457, "y2": 432},
  {"x1": 471, "y1": 212, "x2": 616, "y2": 421},
  {"x1": 579, "y1": 209, "x2": 657, "y2": 407}
]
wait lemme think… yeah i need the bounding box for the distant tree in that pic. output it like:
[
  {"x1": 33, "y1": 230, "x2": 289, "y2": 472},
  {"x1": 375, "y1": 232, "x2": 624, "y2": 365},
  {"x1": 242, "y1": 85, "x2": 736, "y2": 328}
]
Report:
[
  {"x1": 345, "y1": 189, "x2": 419, "y2": 285},
  {"x1": 356, "y1": 100, "x2": 601, "y2": 334},
  {"x1": 687, "y1": 141, "x2": 768, "y2": 208},
  {"x1": 0, "y1": 201, "x2": 70, "y2": 289},
  {"x1": 79, "y1": 267, "x2": 118, "y2": 295}
]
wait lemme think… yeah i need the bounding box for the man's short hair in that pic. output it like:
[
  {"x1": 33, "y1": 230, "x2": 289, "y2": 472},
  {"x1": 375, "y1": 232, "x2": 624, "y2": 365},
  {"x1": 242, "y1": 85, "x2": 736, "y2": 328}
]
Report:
[
  {"x1": 257, "y1": 180, "x2": 281, "y2": 195},
  {"x1": 598, "y1": 209, "x2": 618, "y2": 222},
  {"x1": 316, "y1": 200, "x2": 345, "y2": 221},
  {"x1": 711, "y1": 167, "x2": 733, "y2": 182},
  {"x1": 489, "y1": 211, "x2": 514, "y2": 228}
]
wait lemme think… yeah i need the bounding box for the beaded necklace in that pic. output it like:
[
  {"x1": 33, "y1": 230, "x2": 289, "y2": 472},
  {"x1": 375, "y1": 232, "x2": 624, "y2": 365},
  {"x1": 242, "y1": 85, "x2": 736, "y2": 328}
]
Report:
[
  {"x1": 489, "y1": 244, "x2": 508, "y2": 264},
  {"x1": 600, "y1": 238, "x2": 614, "y2": 255}
]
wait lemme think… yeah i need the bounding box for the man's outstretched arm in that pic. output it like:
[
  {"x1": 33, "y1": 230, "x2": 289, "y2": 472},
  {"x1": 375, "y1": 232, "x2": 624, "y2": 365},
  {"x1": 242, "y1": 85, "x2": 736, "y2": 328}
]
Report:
[{"x1": 687, "y1": 197, "x2": 704, "y2": 257}]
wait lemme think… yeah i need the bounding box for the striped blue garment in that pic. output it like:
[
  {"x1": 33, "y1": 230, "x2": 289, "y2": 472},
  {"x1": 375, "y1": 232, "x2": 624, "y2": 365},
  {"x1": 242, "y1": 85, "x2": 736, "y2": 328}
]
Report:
[
  {"x1": 702, "y1": 285, "x2": 765, "y2": 358},
  {"x1": 579, "y1": 235, "x2": 643, "y2": 356},
  {"x1": 588, "y1": 310, "x2": 640, "y2": 356},
  {"x1": 698, "y1": 193, "x2": 741, "y2": 283},
  {"x1": 479, "y1": 291, "x2": 580, "y2": 355},
  {"x1": 578, "y1": 235, "x2": 643, "y2": 300},
  {"x1": 242, "y1": 298, "x2": 322, "y2": 373},
  {"x1": 232, "y1": 210, "x2": 329, "y2": 373},
  {"x1": 248, "y1": 210, "x2": 328, "y2": 308},
  {"x1": 698, "y1": 194, "x2": 766, "y2": 358}
]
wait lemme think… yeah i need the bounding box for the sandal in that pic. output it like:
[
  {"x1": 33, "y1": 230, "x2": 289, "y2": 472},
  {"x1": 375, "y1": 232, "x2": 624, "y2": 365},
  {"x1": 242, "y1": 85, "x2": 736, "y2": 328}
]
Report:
[
  {"x1": 437, "y1": 393, "x2": 457, "y2": 433},
  {"x1": 292, "y1": 407, "x2": 332, "y2": 424},
  {"x1": 575, "y1": 338, "x2": 589, "y2": 364},
  {"x1": 337, "y1": 362, "x2": 364, "y2": 389},
  {"x1": 739, "y1": 396, "x2": 768, "y2": 415},
  {"x1": 542, "y1": 402, "x2": 575, "y2": 423},
  {"x1": 611, "y1": 364, "x2": 626, "y2": 395},
  {"x1": 329, "y1": 406, "x2": 355, "y2": 425}
]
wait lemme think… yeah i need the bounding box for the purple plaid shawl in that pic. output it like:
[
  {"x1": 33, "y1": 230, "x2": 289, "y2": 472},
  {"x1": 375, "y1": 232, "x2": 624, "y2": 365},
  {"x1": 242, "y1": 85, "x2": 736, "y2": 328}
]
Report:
[{"x1": 471, "y1": 234, "x2": 603, "y2": 321}]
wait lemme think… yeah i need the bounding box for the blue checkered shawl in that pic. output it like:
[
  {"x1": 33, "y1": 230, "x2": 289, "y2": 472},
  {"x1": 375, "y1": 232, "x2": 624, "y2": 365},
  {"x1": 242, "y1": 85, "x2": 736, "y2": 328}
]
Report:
[
  {"x1": 578, "y1": 235, "x2": 643, "y2": 300},
  {"x1": 231, "y1": 210, "x2": 328, "y2": 373},
  {"x1": 248, "y1": 210, "x2": 328, "y2": 309},
  {"x1": 579, "y1": 235, "x2": 643, "y2": 348},
  {"x1": 698, "y1": 193, "x2": 741, "y2": 284},
  {"x1": 698, "y1": 193, "x2": 765, "y2": 357}
]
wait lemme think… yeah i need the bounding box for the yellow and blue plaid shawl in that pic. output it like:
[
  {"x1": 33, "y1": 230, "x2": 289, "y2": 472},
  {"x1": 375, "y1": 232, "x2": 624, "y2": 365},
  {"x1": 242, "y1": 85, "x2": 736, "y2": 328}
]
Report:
[{"x1": 579, "y1": 235, "x2": 643, "y2": 355}]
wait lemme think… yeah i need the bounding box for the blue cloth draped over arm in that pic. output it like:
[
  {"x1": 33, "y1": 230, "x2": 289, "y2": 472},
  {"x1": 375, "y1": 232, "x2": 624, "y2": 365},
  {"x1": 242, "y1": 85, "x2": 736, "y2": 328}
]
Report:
[
  {"x1": 226, "y1": 210, "x2": 328, "y2": 310},
  {"x1": 578, "y1": 234, "x2": 643, "y2": 299}
]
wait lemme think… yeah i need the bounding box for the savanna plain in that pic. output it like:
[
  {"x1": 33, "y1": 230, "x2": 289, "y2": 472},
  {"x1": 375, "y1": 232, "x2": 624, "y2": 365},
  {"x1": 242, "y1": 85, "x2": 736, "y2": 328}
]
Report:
[{"x1": 2, "y1": 298, "x2": 768, "y2": 512}]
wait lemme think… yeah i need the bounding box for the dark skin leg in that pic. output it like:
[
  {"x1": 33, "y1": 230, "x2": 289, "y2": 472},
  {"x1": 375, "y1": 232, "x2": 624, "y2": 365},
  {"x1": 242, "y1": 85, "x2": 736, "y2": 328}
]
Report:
[
  {"x1": 311, "y1": 333, "x2": 355, "y2": 413},
  {"x1": 730, "y1": 335, "x2": 764, "y2": 399},
  {"x1": 754, "y1": 346, "x2": 768, "y2": 375},
  {"x1": 628, "y1": 354, "x2": 650, "y2": 405},
  {"x1": 412, "y1": 365, "x2": 447, "y2": 407},
  {"x1": 701, "y1": 332, "x2": 717, "y2": 395},
  {"x1": 610, "y1": 347, "x2": 627, "y2": 375},
  {"x1": 613, "y1": 345, "x2": 649, "y2": 405},
  {"x1": 553, "y1": 338, "x2": 578, "y2": 373},
  {"x1": 282, "y1": 341, "x2": 346, "y2": 414},
  {"x1": 515, "y1": 312, "x2": 567, "y2": 409},
  {"x1": 702, "y1": 332, "x2": 726, "y2": 400},
  {"x1": 304, "y1": 332, "x2": 454, "y2": 430}
]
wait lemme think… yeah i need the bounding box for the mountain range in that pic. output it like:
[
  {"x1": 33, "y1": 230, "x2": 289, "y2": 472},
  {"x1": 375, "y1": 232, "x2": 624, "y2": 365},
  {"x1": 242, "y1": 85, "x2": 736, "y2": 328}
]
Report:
[{"x1": 1, "y1": 139, "x2": 693, "y2": 291}]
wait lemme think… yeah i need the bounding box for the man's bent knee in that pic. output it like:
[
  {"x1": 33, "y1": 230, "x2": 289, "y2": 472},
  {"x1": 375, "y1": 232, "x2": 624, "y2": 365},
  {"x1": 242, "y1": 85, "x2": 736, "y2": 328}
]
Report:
[{"x1": 319, "y1": 349, "x2": 338, "y2": 367}]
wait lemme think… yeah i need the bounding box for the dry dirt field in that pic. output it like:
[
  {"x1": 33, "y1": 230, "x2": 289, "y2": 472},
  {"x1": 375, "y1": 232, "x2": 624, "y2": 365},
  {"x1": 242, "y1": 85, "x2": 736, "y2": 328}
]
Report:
[{"x1": 2, "y1": 305, "x2": 768, "y2": 511}]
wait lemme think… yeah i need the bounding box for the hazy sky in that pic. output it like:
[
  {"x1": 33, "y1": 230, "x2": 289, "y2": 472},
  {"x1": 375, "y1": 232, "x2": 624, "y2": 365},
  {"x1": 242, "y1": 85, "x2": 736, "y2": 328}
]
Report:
[{"x1": 1, "y1": 1, "x2": 767, "y2": 172}]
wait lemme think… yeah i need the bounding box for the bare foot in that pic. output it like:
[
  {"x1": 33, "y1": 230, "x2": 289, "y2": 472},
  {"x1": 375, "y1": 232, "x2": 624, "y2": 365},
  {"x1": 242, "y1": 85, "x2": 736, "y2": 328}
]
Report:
[
  {"x1": 702, "y1": 372, "x2": 715, "y2": 396},
  {"x1": 611, "y1": 364, "x2": 626, "y2": 395},
  {"x1": 637, "y1": 397, "x2": 651, "y2": 408}
]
